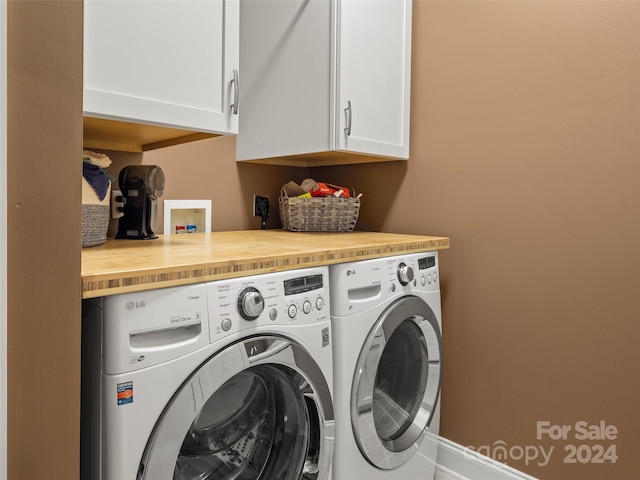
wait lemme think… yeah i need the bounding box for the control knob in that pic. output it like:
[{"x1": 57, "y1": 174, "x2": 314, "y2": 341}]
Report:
[
  {"x1": 397, "y1": 263, "x2": 414, "y2": 286},
  {"x1": 237, "y1": 286, "x2": 264, "y2": 320}
]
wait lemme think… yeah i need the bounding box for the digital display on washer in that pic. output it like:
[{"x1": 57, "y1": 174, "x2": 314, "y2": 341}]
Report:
[
  {"x1": 283, "y1": 274, "x2": 324, "y2": 295},
  {"x1": 418, "y1": 256, "x2": 436, "y2": 270}
]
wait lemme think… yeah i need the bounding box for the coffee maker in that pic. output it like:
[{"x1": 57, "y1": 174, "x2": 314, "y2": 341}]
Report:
[{"x1": 116, "y1": 165, "x2": 165, "y2": 240}]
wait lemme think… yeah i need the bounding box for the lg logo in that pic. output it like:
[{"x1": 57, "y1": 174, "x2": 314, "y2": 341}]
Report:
[
  {"x1": 130, "y1": 355, "x2": 146, "y2": 364},
  {"x1": 346, "y1": 269, "x2": 356, "y2": 276},
  {"x1": 125, "y1": 301, "x2": 146, "y2": 311}
]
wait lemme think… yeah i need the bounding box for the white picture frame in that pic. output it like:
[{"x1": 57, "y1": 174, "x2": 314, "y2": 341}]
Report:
[{"x1": 163, "y1": 199, "x2": 212, "y2": 234}]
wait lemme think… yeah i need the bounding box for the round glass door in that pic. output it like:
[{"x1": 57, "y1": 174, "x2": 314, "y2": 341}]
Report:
[
  {"x1": 175, "y1": 365, "x2": 310, "y2": 480},
  {"x1": 351, "y1": 295, "x2": 442, "y2": 469},
  {"x1": 139, "y1": 336, "x2": 333, "y2": 480}
]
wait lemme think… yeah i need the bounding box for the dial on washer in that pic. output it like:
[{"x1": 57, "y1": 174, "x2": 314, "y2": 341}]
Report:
[
  {"x1": 237, "y1": 286, "x2": 265, "y2": 320},
  {"x1": 397, "y1": 262, "x2": 414, "y2": 286}
]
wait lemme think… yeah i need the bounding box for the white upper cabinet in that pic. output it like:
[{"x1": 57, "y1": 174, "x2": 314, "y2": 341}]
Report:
[
  {"x1": 84, "y1": 0, "x2": 239, "y2": 136},
  {"x1": 336, "y1": 0, "x2": 411, "y2": 159},
  {"x1": 237, "y1": 0, "x2": 412, "y2": 166}
]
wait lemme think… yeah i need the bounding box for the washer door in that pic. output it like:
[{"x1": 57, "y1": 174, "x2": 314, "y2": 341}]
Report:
[
  {"x1": 139, "y1": 335, "x2": 334, "y2": 480},
  {"x1": 351, "y1": 295, "x2": 442, "y2": 470}
]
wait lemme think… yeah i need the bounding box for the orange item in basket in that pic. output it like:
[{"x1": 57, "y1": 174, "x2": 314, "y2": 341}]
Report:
[{"x1": 310, "y1": 182, "x2": 352, "y2": 198}]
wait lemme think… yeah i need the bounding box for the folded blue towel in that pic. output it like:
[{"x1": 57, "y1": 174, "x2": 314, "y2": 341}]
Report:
[{"x1": 83, "y1": 162, "x2": 110, "y2": 201}]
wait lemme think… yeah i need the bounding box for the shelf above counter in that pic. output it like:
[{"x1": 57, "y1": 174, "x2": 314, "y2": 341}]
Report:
[
  {"x1": 83, "y1": 116, "x2": 217, "y2": 153},
  {"x1": 81, "y1": 230, "x2": 450, "y2": 298}
]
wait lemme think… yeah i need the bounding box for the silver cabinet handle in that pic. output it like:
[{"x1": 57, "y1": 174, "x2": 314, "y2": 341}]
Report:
[
  {"x1": 230, "y1": 69, "x2": 239, "y2": 115},
  {"x1": 344, "y1": 100, "x2": 352, "y2": 136}
]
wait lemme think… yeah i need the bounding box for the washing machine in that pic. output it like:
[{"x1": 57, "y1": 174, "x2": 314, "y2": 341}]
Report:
[
  {"x1": 81, "y1": 266, "x2": 334, "y2": 480},
  {"x1": 329, "y1": 252, "x2": 442, "y2": 480}
]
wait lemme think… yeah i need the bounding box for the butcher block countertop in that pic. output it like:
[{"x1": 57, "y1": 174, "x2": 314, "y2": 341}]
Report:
[{"x1": 81, "y1": 230, "x2": 450, "y2": 298}]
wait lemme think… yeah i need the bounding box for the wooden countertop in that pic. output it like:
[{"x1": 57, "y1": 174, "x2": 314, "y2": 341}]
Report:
[{"x1": 81, "y1": 230, "x2": 450, "y2": 298}]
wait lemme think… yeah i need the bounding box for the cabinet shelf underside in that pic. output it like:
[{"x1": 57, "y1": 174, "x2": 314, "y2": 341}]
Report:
[{"x1": 83, "y1": 116, "x2": 217, "y2": 153}]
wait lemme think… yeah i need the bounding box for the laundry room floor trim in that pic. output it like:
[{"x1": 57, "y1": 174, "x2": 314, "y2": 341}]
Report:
[{"x1": 435, "y1": 437, "x2": 540, "y2": 480}]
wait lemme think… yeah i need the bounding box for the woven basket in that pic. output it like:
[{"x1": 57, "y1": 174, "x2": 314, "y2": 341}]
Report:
[
  {"x1": 279, "y1": 192, "x2": 361, "y2": 232},
  {"x1": 82, "y1": 177, "x2": 111, "y2": 247}
]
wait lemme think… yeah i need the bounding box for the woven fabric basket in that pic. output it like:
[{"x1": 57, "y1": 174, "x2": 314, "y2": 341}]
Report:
[
  {"x1": 279, "y1": 192, "x2": 361, "y2": 232},
  {"x1": 82, "y1": 177, "x2": 111, "y2": 247}
]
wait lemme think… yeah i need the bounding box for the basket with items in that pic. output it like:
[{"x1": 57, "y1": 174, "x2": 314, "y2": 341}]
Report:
[
  {"x1": 82, "y1": 150, "x2": 114, "y2": 247},
  {"x1": 279, "y1": 178, "x2": 362, "y2": 232}
]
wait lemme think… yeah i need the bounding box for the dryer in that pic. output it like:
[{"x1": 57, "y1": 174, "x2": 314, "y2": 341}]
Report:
[
  {"x1": 329, "y1": 252, "x2": 442, "y2": 480},
  {"x1": 81, "y1": 267, "x2": 334, "y2": 480}
]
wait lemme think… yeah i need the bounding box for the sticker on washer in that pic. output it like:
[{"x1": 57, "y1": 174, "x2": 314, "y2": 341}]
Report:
[
  {"x1": 117, "y1": 381, "x2": 134, "y2": 405},
  {"x1": 321, "y1": 327, "x2": 330, "y2": 348}
]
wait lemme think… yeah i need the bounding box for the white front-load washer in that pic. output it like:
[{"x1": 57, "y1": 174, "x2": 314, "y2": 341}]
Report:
[
  {"x1": 81, "y1": 267, "x2": 334, "y2": 480},
  {"x1": 329, "y1": 252, "x2": 442, "y2": 480}
]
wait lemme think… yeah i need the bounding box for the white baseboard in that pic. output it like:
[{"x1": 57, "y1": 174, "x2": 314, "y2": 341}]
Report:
[{"x1": 435, "y1": 437, "x2": 539, "y2": 480}]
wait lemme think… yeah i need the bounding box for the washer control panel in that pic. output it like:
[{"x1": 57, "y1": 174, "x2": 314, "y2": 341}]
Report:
[
  {"x1": 329, "y1": 252, "x2": 439, "y2": 317},
  {"x1": 387, "y1": 252, "x2": 439, "y2": 294},
  {"x1": 417, "y1": 255, "x2": 438, "y2": 286},
  {"x1": 207, "y1": 267, "x2": 329, "y2": 342}
]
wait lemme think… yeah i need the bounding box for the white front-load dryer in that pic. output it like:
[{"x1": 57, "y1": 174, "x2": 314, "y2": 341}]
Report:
[
  {"x1": 81, "y1": 267, "x2": 334, "y2": 480},
  {"x1": 329, "y1": 252, "x2": 442, "y2": 480}
]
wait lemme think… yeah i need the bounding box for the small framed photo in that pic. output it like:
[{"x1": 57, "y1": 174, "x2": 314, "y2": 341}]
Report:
[{"x1": 163, "y1": 200, "x2": 212, "y2": 234}]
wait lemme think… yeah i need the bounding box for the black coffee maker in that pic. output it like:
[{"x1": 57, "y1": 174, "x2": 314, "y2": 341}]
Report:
[{"x1": 116, "y1": 165, "x2": 165, "y2": 240}]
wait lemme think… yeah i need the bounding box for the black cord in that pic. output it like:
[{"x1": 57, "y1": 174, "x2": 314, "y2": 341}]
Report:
[{"x1": 257, "y1": 197, "x2": 269, "y2": 229}]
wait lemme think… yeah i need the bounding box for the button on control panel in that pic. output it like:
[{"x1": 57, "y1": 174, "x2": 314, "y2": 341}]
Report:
[
  {"x1": 221, "y1": 318, "x2": 232, "y2": 332},
  {"x1": 303, "y1": 301, "x2": 312, "y2": 314},
  {"x1": 287, "y1": 294, "x2": 325, "y2": 319},
  {"x1": 420, "y1": 270, "x2": 437, "y2": 286}
]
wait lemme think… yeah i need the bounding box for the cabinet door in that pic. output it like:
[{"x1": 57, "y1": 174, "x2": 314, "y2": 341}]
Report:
[
  {"x1": 336, "y1": 0, "x2": 412, "y2": 159},
  {"x1": 84, "y1": 0, "x2": 239, "y2": 135},
  {"x1": 236, "y1": 0, "x2": 332, "y2": 161}
]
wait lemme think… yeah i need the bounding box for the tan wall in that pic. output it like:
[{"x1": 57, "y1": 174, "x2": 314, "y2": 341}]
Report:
[
  {"x1": 102, "y1": 2, "x2": 640, "y2": 479},
  {"x1": 7, "y1": 1, "x2": 83, "y2": 478},
  {"x1": 318, "y1": 2, "x2": 640, "y2": 479},
  {"x1": 103, "y1": 136, "x2": 308, "y2": 235}
]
